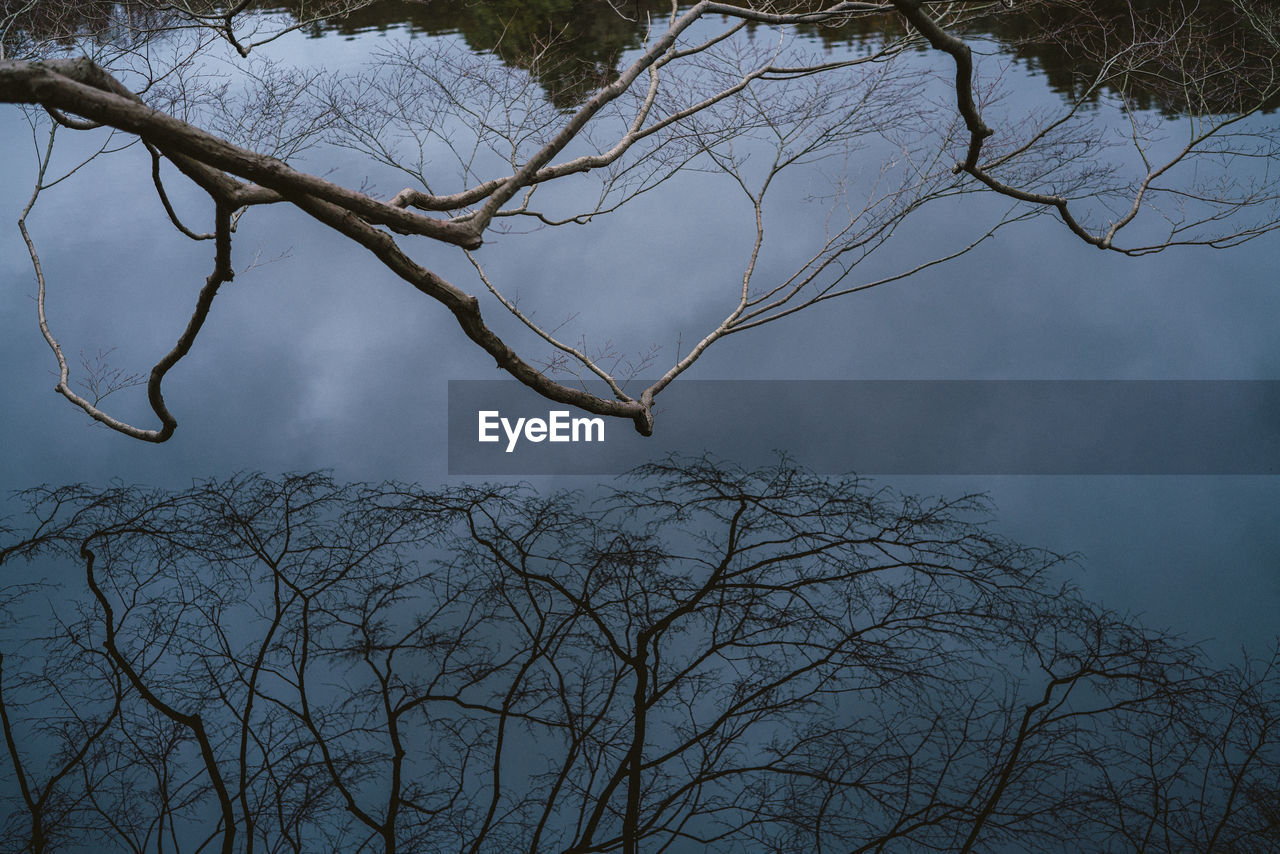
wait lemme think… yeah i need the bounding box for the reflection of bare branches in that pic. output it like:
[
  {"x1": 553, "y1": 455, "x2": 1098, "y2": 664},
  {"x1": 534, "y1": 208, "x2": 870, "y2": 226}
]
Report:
[
  {"x1": 0, "y1": 0, "x2": 38, "y2": 61},
  {"x1": 0, "y1": 460, "x2": 1277, "y2": 851},
  {"x1": 2, "y1": 0, "x2": 166, "y2": 60},
  {"x1": 988, "y1": 0, "x2": 1280, "y2": 117}
]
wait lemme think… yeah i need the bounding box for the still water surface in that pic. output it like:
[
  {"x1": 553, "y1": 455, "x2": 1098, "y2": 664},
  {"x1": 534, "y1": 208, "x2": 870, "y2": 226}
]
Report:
[{"x1": 1, "y1": 1, "x2": 1278, "y2": 655}]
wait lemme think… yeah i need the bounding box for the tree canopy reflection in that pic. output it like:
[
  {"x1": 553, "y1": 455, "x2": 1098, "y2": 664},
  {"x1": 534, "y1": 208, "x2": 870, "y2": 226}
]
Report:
[
  {"x1": 273, "y1": 0, "x2": 1280, "y2": 113},
  {"x1": 1, "y1": 457, "x2": 1277, "y2": 851},
  {"x1": 6, "y1": 1, "x2": 1276, "y2": 113}
]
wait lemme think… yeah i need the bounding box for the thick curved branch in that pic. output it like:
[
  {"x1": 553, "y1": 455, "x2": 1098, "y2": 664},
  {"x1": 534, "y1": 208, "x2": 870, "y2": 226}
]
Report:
[
  {"x1": 889, "y1": 0, "x2": 992, "y2": 168},
  {"x1": 0, "y1": 58, "x2": 482, "y2": 247},
  {"x1": 26, "y1": 180, "x2": 234, "y2": 442},
  {"x1": 285, "y1": 188, "x2": 657, "y2": 435},
  {"x1": 6, "y1": 59, "x2": 659, "y2": 436},
  {"x1": 146, "y1": 141, "x2": 215, "y2": 241},
  {"x1": 80, "y1": 540, "x2": 237, "y2": 854}
]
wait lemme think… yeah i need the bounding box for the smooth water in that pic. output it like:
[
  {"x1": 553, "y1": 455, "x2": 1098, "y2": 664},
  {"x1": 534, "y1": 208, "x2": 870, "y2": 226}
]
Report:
[
  {"x1": 2, "y1": 3, "x2": 1279, "y2": 851},
  {"x1": 1, "y1": 2, "x2": 1277, "y2": 650}
]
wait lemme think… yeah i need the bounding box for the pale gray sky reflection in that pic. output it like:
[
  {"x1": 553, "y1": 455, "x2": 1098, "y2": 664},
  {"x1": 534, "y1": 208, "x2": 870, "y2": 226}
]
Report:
[{"x1": 0, "y1": 11, "x2": 1276, "y2": 661}]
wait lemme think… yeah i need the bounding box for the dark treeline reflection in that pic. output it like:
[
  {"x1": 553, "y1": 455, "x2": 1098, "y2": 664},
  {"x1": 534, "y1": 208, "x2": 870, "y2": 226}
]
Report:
[
  {"x1": 970, "y1": 0, "x2": 1280, "y2": 116},
  {"x1": 1, "y1": 458, "x2": 1277, "y2": 852},
  {"x1": 0, "y1": 0, "x2": 174, "y2": 54},
  {"x1": 286, "y1": 0, "x2": 673, "y2": 108},
  {"x1": 5, "y1": 0, "x2": 1276, "y2": 112},
  {"x1": 293, "y1": 0, "x2": 1280, "y2": 114}
]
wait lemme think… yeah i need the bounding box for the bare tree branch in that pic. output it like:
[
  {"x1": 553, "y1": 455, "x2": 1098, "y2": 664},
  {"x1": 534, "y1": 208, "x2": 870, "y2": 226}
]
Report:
[{"x1": 3, "y1": 1, "x2": 1278, "y2": 440}]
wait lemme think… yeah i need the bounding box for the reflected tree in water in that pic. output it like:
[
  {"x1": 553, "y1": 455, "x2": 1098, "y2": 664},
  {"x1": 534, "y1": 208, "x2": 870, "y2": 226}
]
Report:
[
  {"x1": 0, "y1": 458, "x2": 1277, "y2": 852},
  {"x1": 1, "y1": 0, "x2": 1279, "y2": 439}
]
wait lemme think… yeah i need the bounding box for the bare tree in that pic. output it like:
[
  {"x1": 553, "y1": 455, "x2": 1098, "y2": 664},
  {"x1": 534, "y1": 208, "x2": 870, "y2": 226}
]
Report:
[
  {"x1": 0, "y1": 457, "x2": 1276, "y2": 852},
  {"x1": 2, "y1": 0, "x2": 1279, "y2": 440}
]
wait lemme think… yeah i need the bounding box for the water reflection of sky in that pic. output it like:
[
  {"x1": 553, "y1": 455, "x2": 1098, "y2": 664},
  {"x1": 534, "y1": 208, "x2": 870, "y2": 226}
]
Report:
[{"x1": 1, "y1": 10, "x2": 1278, "y2": 660}]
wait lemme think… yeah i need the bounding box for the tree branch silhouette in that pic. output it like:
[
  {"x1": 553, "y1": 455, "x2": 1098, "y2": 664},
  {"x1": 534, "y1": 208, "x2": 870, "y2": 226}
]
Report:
[{"x1": 0, "y1": 458, "x2": 1276, "y2": 851}]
